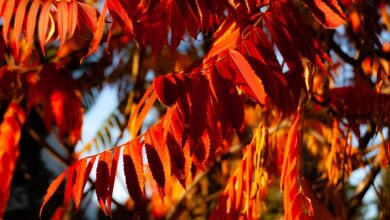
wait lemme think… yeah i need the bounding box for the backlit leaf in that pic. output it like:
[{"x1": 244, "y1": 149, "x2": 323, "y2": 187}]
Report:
[
  {"x1": 96, "y1": 151, "x2": 111, "y2": 216},
  {"x1": 13, "y1": 0, "x2": 28, "y2": 56},
  {"x1": 38, "y1": 0, "x2": 52, "y2": 54},
  {"x1": 81, "y1": 0, "x2": 108, "y2": 62},
  {"x1": 228, "y1": 50, "x2": 266, "y2": 105},
  {"x1": 107, "y1": 147, "x2": 121, "y2": 215},
  {"x1": 40, "y1": 172, "x2": 67, "y2": 217},
  {"x1": 301, "y1": 0, "x2": 347, "y2": 28},
  {"x1": 2, "y1": 0, "x2": 15, "y2": 45},
  {"x1": 57, "y1": 0, "x2": 69, "y2": 47},
  {"x1": 123, "y1": 140, "x2": 146, "y2": 212}
]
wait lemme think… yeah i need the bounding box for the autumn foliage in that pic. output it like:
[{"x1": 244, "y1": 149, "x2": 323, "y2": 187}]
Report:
[{"x1": 1, "y1": 0, "x2": 390, "y2": 219}]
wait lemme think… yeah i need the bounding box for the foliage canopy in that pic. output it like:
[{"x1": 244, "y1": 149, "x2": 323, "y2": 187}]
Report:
[{"x1": 0, "y1": 0, "x2": 390, "y2": 219}]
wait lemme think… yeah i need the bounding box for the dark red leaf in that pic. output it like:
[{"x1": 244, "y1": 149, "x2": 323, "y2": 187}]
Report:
[
  {"x1": 123, "y1": 140, "x2": 146, "y2": 213},
  {"x1": 154, "y1": 73, "x2": 179, "y2": 106},
  {"x1": 96, "y1": 151, "x2": 111, "y2": 216},
  {"x1": 145, "y1": 142, "x2": 165, "y2": 189}
]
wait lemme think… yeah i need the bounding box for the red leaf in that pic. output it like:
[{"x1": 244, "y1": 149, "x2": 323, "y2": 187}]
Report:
[
  {"x1": 107, "y1": 0, "x2": 134, "y2": 34},
  {"x1": 96, "y1": 151, "x2": 111, "y2": 216},
  {"x1": 209, "y1": 64, "x2": 245, "y2": 132},
  {"x1": 169, "y1": 1, "x2": 185, "y2": 48},
  {"x1": 81, "y1": 0, "x2": 108, "y2": 62},
  {"x1": 2, "y1": 0, "x2": 15, "y2": 45},
  {"x1": 77, "y1": 2, "x2": 98, "y2": 32},
  {"x1": 107, "y1": 147, "x2": 121, "y2": 215},
  {"x1": 63, "y1": 166, "x2": 76, "y2": 208},
  {"x1": 40, "y1": 171, "x2": 67, "y2": 217},
  {"x1": 166, "y1": 133, "x2": 186, "y2": 177},
  {"x1": 174, "y1": 74, "x2": 192, "y2": 125},
  {"x1": 68, "y1": 1, "x2": 78, "y2": 38},
  {"x1": 0, "y1": 103, "x2": 26, "y2": 217},
  {"x1": 189, "y1": 74, "x2": 209, "y2": 140},
  {"x1": 154, "y1": 73, "x2": 178, "y2": 106},
  {"x1": 236, "y1": 39, "x2": 298, "y2": 114},
  {"x1": 267, "y1": 1, "x2": 329, "y2": 74},
  {"x1": 123, "y1": 140, "x2": 146, "y2": 213},
  {"x1": 145, "y1": 124, "x2": 171, "y2": 192},
  {"x1": 264, "y1": 9, "x2": 303, "y2": 73},
  {"x1": 169, "y1": 108, "x2": 186, "y2": 147},
  {"x1": 329, "y1": 86, "x2": 390, "y2": 121},
  {"x1": 83, "y1": 156, "x2": 97, "y2": 188},
  {"x1": 72, "y1": 158, "x2": 87, "y2": 210},
  {"x1": 74, "y1": 156, "x2": 96, "y2": 210},
  {"x1": 145, "y1": 141, "x2": 166, "y2": 189},
  {"x1": 29, "y1": 64, "x2": 83, "y2": 144},
  {"x1": 228, "y1": 50, "x2": 266, "y2": 105},
  {"x1": 301, "y1": 0, "x2": 346, "y2": 28}
]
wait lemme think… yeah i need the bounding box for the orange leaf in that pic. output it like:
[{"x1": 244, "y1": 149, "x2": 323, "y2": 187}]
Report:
[
  {"x1": 25, "y1": 0, "x2": 40, "y2": 52},
  {"x1": 123, "y1": 140, "x2": 146, "y2": 213},
  {"x1": 13, "y1": 0, "x2": 28, "y2": 56},
  {"x1": 40, "y1": 171, "x2": 67, "y2": 217},
  {"x1": 81, "y1": 0, "x2": 107, "y2": 62},
  {"x1": 68, "y1": 1, "x2": 78, "y2": 39},
  {"x1": 63, "y1": 166, "x2": 76, "y2": 208},
  {"x1": 228, "y1": 50, "x2": 266, "y2": 105},
  {"x1": 301, "y1": 0, "x2": 346, "y2": 28},
  {"x1": 38, "y1": 0, "x2": 52, "y2": 54},
  {"x1": 72, "y1": 158, "x2": 88, "y2": 210},
  {"x1": 77, "y1": 2, "x2": 98, "y2": 32},
  {"x1": 107, "y1": 147, "x2": 121, "y2": 215},
  {"x1": 107, "y1": 0, "x2": 134, "y2": 34},
  {"x1": 57, "y1": 0, "x2": 69, "y2": 47},
  {"x1": 2, "y1": 0, "x2": 15, "y2": 45},
  {"x1": 0, "y1": 103, "x2": 26, "y2": 217},
  {"x1": 134, "y1": 92, "x2": 157, "y2": 135},
  {"x1": 0, "y1": 0, "x2": 4, "y2": 14},
  {"x1": 128, "y1": 86, "x2": 154, "y2": 129},
  {"x1": 207, "y1": 16, "x2": 239, "y2": 59}
]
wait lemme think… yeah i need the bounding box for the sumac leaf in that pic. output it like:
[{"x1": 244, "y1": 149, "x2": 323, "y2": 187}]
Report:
[
  {"x1": 145, "y1": 143, "x2": 165, "y2": 189},
  {"x1": 154, "y1": 73, "x2": 178, "y2": 106},
  {"x1": 40, "y1": 172, "x2": 67, "y2": 217},
  {"x1": 123, "y1": 141, "x2": 146, "y2": 213},
  {"x1": 107, "y1": 147, "x2": 121, "y2": 214},
  {"x1": 301, "y1": 0, "x2": 346, "y2": 28},
  {"x1": 2, "y1": 0, "x2": 15, "y2": 45},
  {"x1": 96, "y1": 151, "x2": 111, "y2": 216}
]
